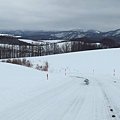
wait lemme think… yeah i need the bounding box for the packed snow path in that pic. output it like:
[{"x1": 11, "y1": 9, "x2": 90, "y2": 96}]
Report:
[{"x1": 0, "y1": 74, "x2": 119, "y2": 120}]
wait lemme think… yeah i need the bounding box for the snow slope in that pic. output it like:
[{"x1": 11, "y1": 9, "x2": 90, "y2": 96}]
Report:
[
  {"x1": 28, "y1": 48, "x2": 120, "y2": 77},
  {"x1": 0, "y1": 48, "x2": 120, "y2": 120}
]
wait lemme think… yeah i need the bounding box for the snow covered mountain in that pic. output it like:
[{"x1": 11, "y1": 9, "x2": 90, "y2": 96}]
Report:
[{"x1": 0, "y1": 29, "x2": 120, "y2": 42}]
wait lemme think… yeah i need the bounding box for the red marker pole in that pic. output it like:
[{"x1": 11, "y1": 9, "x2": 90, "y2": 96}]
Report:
[
  {"x1": 65, "y1": 69, "x2": 66, "y2": 75},
  {"x1": 46, "y1": 66, "x2": 48, "y2": 80},
  {"x1": 113, "y1": 69, "x2": 115, "y2": 76},
  {"x1": 47, "y1": 73, "x2": 48, "y2": 80}
]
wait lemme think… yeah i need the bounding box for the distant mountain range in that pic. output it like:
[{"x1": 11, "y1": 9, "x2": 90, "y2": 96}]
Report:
[{"x1": 0, "y1": 29, "x2": 120, "y2": 43}]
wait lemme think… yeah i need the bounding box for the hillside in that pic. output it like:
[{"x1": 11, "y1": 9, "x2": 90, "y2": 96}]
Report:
[
  {"x1": 27, "y1": 48, "x2": 120, "y2": 77},
  {"x1": 0, "y1": 48, "x2": 120, "y2": 120}
]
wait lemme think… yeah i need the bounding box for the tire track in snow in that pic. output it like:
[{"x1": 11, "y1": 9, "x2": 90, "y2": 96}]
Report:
[
  {"x1": 74, "y1": 76, "x2": 114, "y2": 120},
  {"x1": 89, "y1": 76, "x2": 118, "y2": 120},
  {"x1": 56, "y1": 82, "x2": 89, "y2": 120},
  {"x1": 29, "y1": 80, "x2": 85, "y2": 120},
  {"x1": 1, "y1": 75, "x2": 117, "y2": 120},
  {"x1": 0, "y1": 78, "x2": 86, "y2": 120},
  {"x1": 0, "y1": 79, "x2": 75, "y2": 120},
  {"x1": 35, "y1": 77, "x2": 88, "y2": 120},
  {"x1": 100, "y1": 76, "x2": 120, "y2": 119},
  {"x1": 98, "y1": 78, "x2": 120, "y2": 120}
]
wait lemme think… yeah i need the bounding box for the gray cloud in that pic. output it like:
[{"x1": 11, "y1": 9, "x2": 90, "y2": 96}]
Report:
[{"x1": 0, "y1": 0, "x2": 120, "y2": 31}]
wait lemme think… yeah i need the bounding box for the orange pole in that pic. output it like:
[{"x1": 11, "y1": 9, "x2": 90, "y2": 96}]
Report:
[
  {"x1": 113, "y1": 69, "x2": 115, "y2": 76},
  {"x1": 47, "y1": 73, "x2": 48, "y2": 80},
  {"x1": 65, "y1": 69, "x2": 66, "y2": 75}
]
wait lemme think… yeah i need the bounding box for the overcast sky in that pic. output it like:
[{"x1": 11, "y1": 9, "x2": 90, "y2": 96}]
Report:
[{"x1": 0, "y1": 0, "x2": 120, "y2": 31}]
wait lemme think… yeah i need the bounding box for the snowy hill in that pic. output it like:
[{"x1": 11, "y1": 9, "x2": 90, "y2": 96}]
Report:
[
  {"x1": 27, "y1": 48, "x2": 120, "y2": 77},
  {"x1": 0, "y1": 48, "x2": 120, "y2": 120}
]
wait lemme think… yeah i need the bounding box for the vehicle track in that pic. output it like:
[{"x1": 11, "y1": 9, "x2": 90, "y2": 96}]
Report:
[
  {"x1": 88, "y1": 76, "x2": 118, "y2": 120},
  {"x1": 0, "y1": 78, "x2": 86, "y2": 120},
  {"x1": 0, "y1": 75, "x2": 117, "y2": 120}
]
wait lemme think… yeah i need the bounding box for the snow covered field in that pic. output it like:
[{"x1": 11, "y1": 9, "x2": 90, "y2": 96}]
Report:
[
  {"x1": 19, "y1": 39, "x2": 65, "y2": 44},
  {"x1": 0, "y1": 48, "x2": 120, "y2": 120},
  {"x1": 28, "y1": 48, "x2": 120, "y2": 77}
]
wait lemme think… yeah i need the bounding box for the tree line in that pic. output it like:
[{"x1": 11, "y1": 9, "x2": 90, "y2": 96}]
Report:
[{"x1": 0, "y1": 36, "x2": 120, "y2": 59}]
